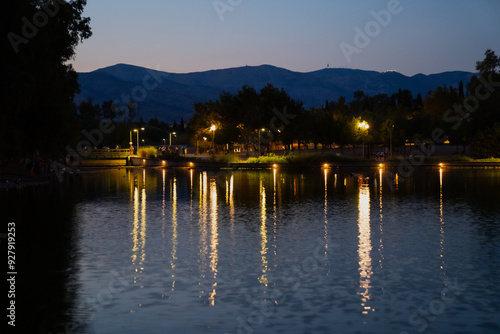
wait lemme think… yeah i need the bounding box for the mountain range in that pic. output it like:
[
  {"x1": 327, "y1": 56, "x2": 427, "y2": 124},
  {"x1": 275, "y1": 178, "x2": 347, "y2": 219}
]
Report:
[{"x1": 76, "y1": 64, "x2": 474, "y2": 122}]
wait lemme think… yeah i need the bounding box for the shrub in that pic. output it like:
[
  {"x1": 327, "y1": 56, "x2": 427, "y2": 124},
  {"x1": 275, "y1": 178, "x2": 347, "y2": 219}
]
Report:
[
  {"x1": 246, "y1": 153, "x2": 290, "y2": 164},
  {"x1": 212, "y1": 153, "x2": 241, "y2": 163},
  {"x1": 138, "y1": 146, "x2": 158, "y2": 159}
]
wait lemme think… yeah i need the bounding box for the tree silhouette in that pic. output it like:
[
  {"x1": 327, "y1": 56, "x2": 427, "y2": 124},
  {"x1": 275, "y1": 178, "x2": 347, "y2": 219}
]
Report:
[
  {"x1": 476, "y1": 49, "x2": 500, "y2": 75},
  {"x1": 1, "y1": 0, "x2": 92, "y2": 158}
]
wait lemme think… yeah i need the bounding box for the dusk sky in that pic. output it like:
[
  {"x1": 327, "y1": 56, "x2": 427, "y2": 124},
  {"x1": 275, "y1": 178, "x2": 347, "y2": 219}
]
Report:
[{"x1": 71, "y1": 0, "x2": 500, "y2": 76}]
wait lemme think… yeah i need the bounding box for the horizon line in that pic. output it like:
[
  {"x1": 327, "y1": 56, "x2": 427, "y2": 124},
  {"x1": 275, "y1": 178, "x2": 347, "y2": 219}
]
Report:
[{"x1": 75, "y1": 62, "x2": 477, "y2": 77}]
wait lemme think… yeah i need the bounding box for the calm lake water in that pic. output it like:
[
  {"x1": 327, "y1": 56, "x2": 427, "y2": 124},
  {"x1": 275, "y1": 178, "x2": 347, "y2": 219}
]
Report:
[{"x1": 4, "y1": 166, "x2": 500, "y2": 334}]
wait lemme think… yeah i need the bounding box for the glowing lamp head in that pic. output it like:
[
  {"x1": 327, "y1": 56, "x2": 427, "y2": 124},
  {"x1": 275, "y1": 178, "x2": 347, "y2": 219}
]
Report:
[{"x1": 358, "y1": 121, "x2": 369, "y2": 130}]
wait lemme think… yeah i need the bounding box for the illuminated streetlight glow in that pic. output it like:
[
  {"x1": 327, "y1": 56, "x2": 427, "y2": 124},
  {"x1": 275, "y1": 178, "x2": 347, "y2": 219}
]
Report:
[
  {"x1": 258, "y1": 128, "x2": 266, "y2": 154},
  {"x1": 358, "y1": 121, "x2": 369, "y2": 159},
  {"x1": 210, "y1": 125, "x2": 216, "y2": 151},
  {"x1": 133, "y1": 127, "x2": 145, "y2": 154},
  {"x1": 169, "y1": 131, "x2": 176, "y2": 149},
  {"x1": 358, "y1": 121, "x2": 369, "y2": 130}
]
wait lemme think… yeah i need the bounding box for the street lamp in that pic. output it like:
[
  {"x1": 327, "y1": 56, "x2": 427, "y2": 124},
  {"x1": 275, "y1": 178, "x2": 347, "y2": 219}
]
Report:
[
  {"x1": 203, "y1": 137, "x2": 207, "y2": 153},
  {"x1": 169, "y1": 132, "x2": 176, "y2": 149},
  {"x1": 358, "y1": 121, "x2": 369, "y2": 159},
  {"x1": 210, "y1": 125, "x2": 216, "y2": 151},
  {"x1": 258, "y1": 128, "x2": 265, "y2": 154},
  {"x1": 133, "y1": 127, "x2": 145, "y2": 154}
]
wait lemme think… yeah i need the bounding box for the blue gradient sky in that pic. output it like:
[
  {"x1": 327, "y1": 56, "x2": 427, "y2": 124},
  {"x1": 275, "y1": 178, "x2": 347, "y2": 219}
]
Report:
[{"x1": 71, "y1": 0, "x2": 500, "y2": 76}]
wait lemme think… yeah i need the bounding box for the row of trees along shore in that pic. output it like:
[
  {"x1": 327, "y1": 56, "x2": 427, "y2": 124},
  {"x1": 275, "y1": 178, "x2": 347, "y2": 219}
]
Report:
[{"x1": 187, "y1": 50, "x2": 500, "y2": 158}]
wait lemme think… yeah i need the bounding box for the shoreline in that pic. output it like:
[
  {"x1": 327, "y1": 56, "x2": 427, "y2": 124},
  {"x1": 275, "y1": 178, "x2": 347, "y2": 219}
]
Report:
[{"x1": 2, "y1": 158, "x2": 500, "y2": 191}]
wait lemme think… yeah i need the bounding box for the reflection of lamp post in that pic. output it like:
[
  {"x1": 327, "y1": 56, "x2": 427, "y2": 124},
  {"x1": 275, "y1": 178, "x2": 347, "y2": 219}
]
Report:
[
  {"x1": 210, "y1": 125, "x2": 216, "y2": 151},
  {"x1": 358, "y1": 121, "x2": 369, "y2": 159},
  {"x1": 169, "y1": 132, "x2": 176, "y2": 149}
]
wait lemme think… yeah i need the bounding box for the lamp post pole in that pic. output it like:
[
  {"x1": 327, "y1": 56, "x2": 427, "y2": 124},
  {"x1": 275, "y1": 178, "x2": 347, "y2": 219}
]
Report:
[
  {"x1": 169, "y1": 131, "x2": 176, "y2": 149},
  {"x1": 134, "y1": 127, "x2": 145, "y2": 154},
  {"x1": 358, "y1": 121, "x2": 369, "y2": 159},
  {"x1": 136, "y1": 130, "x2": 140, "y2": 153},
  {"x1": 258, "y1": 130, "x2": 261, "y2": 154},
  {"x1": 210, "y1": 125, "x2": 216, "y2": 152},
  {"x1": 258, "y1": 128, "x2": 265, "y2": 155}
]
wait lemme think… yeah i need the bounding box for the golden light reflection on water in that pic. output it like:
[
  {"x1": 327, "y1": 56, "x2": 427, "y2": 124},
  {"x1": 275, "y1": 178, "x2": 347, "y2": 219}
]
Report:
[
  {"x1": 170, "y1": 177, "x2": 178, "y2": 291},
  {"x1": 229, "y1": 174, "x2": 234, "y2": 226},
  {"x1": 358, "y1": 183, "x2": 373, "y2": 314},
  {"x1": 199, "y1": 172, "x2": 208, "y2": 277},
  {"x1": 209, "y1": 178, "x2": 219, "y2": 306},
  {"x1": 378, "y1": 168, "x2": 384, "y2": 270},
  {"x1": 195, "y1": 172, "x2": 220, "y2": 306},
  {"x1": 272, "y1": 169, "x2": 278, "y2": 257},
  {"x1": 323, "y1": 168, "x2": 329, "y2": 254},
  {"x1": 131, "y1": 171, "x2": 147, "y2": 286},
  {"x1": 171, "y1": 177, "x2": 178, "y2": 264},
  {"x1": 439, "y1": 168, "x2": 447, "y2": 277},
  {"x1": 259, "y1": 177, "x2": 268, "y2": 286},
  {"x1": 132, "y1": 186, "x2": 139, "y2": 265}
]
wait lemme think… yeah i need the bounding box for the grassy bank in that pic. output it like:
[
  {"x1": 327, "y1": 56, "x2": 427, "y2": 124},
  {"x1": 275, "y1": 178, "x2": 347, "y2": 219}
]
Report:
[{"x1": 208, "y1": 152, "x2": 500, "y2": 165}]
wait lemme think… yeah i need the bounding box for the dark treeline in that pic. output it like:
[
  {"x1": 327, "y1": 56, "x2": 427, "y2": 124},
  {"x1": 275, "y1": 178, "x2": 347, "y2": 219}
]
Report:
[
  {"x1": 75, "y1": 98, "x2": 187, "y2": 149},
  {"x1": 188, "y1": 50, "x2": 500, "y2": 158}
]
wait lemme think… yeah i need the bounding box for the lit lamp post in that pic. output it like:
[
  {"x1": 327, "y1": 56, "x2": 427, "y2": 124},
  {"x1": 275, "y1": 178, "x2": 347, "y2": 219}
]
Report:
[
  {"x1": 203, "y1": 137, "x2": 207, "y2": 153},
  {"x1": 169, "y1": 131, "x2": 176, "y2": 149},
  {"x1": 133, "y1": 127, "x2": 145, "y2": 155},
  {"x1": 358, "y1": 121, "x2": 369, "y2": 159},
  {"x1": 210, "y1": 125, "x2": 216, "y2": 151},
  {"x1": 258, "y1": 128, "x2": 265, "y2": 154}
]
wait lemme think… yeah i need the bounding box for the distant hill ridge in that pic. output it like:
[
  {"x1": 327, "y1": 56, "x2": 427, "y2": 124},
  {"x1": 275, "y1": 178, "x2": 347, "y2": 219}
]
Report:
[{"x1": 76, "y1": 64, "x2": 474, "y2": 122}]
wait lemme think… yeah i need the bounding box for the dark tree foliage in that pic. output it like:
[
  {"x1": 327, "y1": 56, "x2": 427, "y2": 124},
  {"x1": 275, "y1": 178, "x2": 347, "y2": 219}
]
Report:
[
  {"x1": 476, "y1": 49, "x2": 500, "y2": 75},
  {"x1": 187, "y1": 84, "x2": 304, "y2": 152},
  {"x1": 186, "y1": 50, "x2": 498, "y2": 157},
  {"x1": 1, "y1": 0, "x2": 92, "y2": 158}
]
